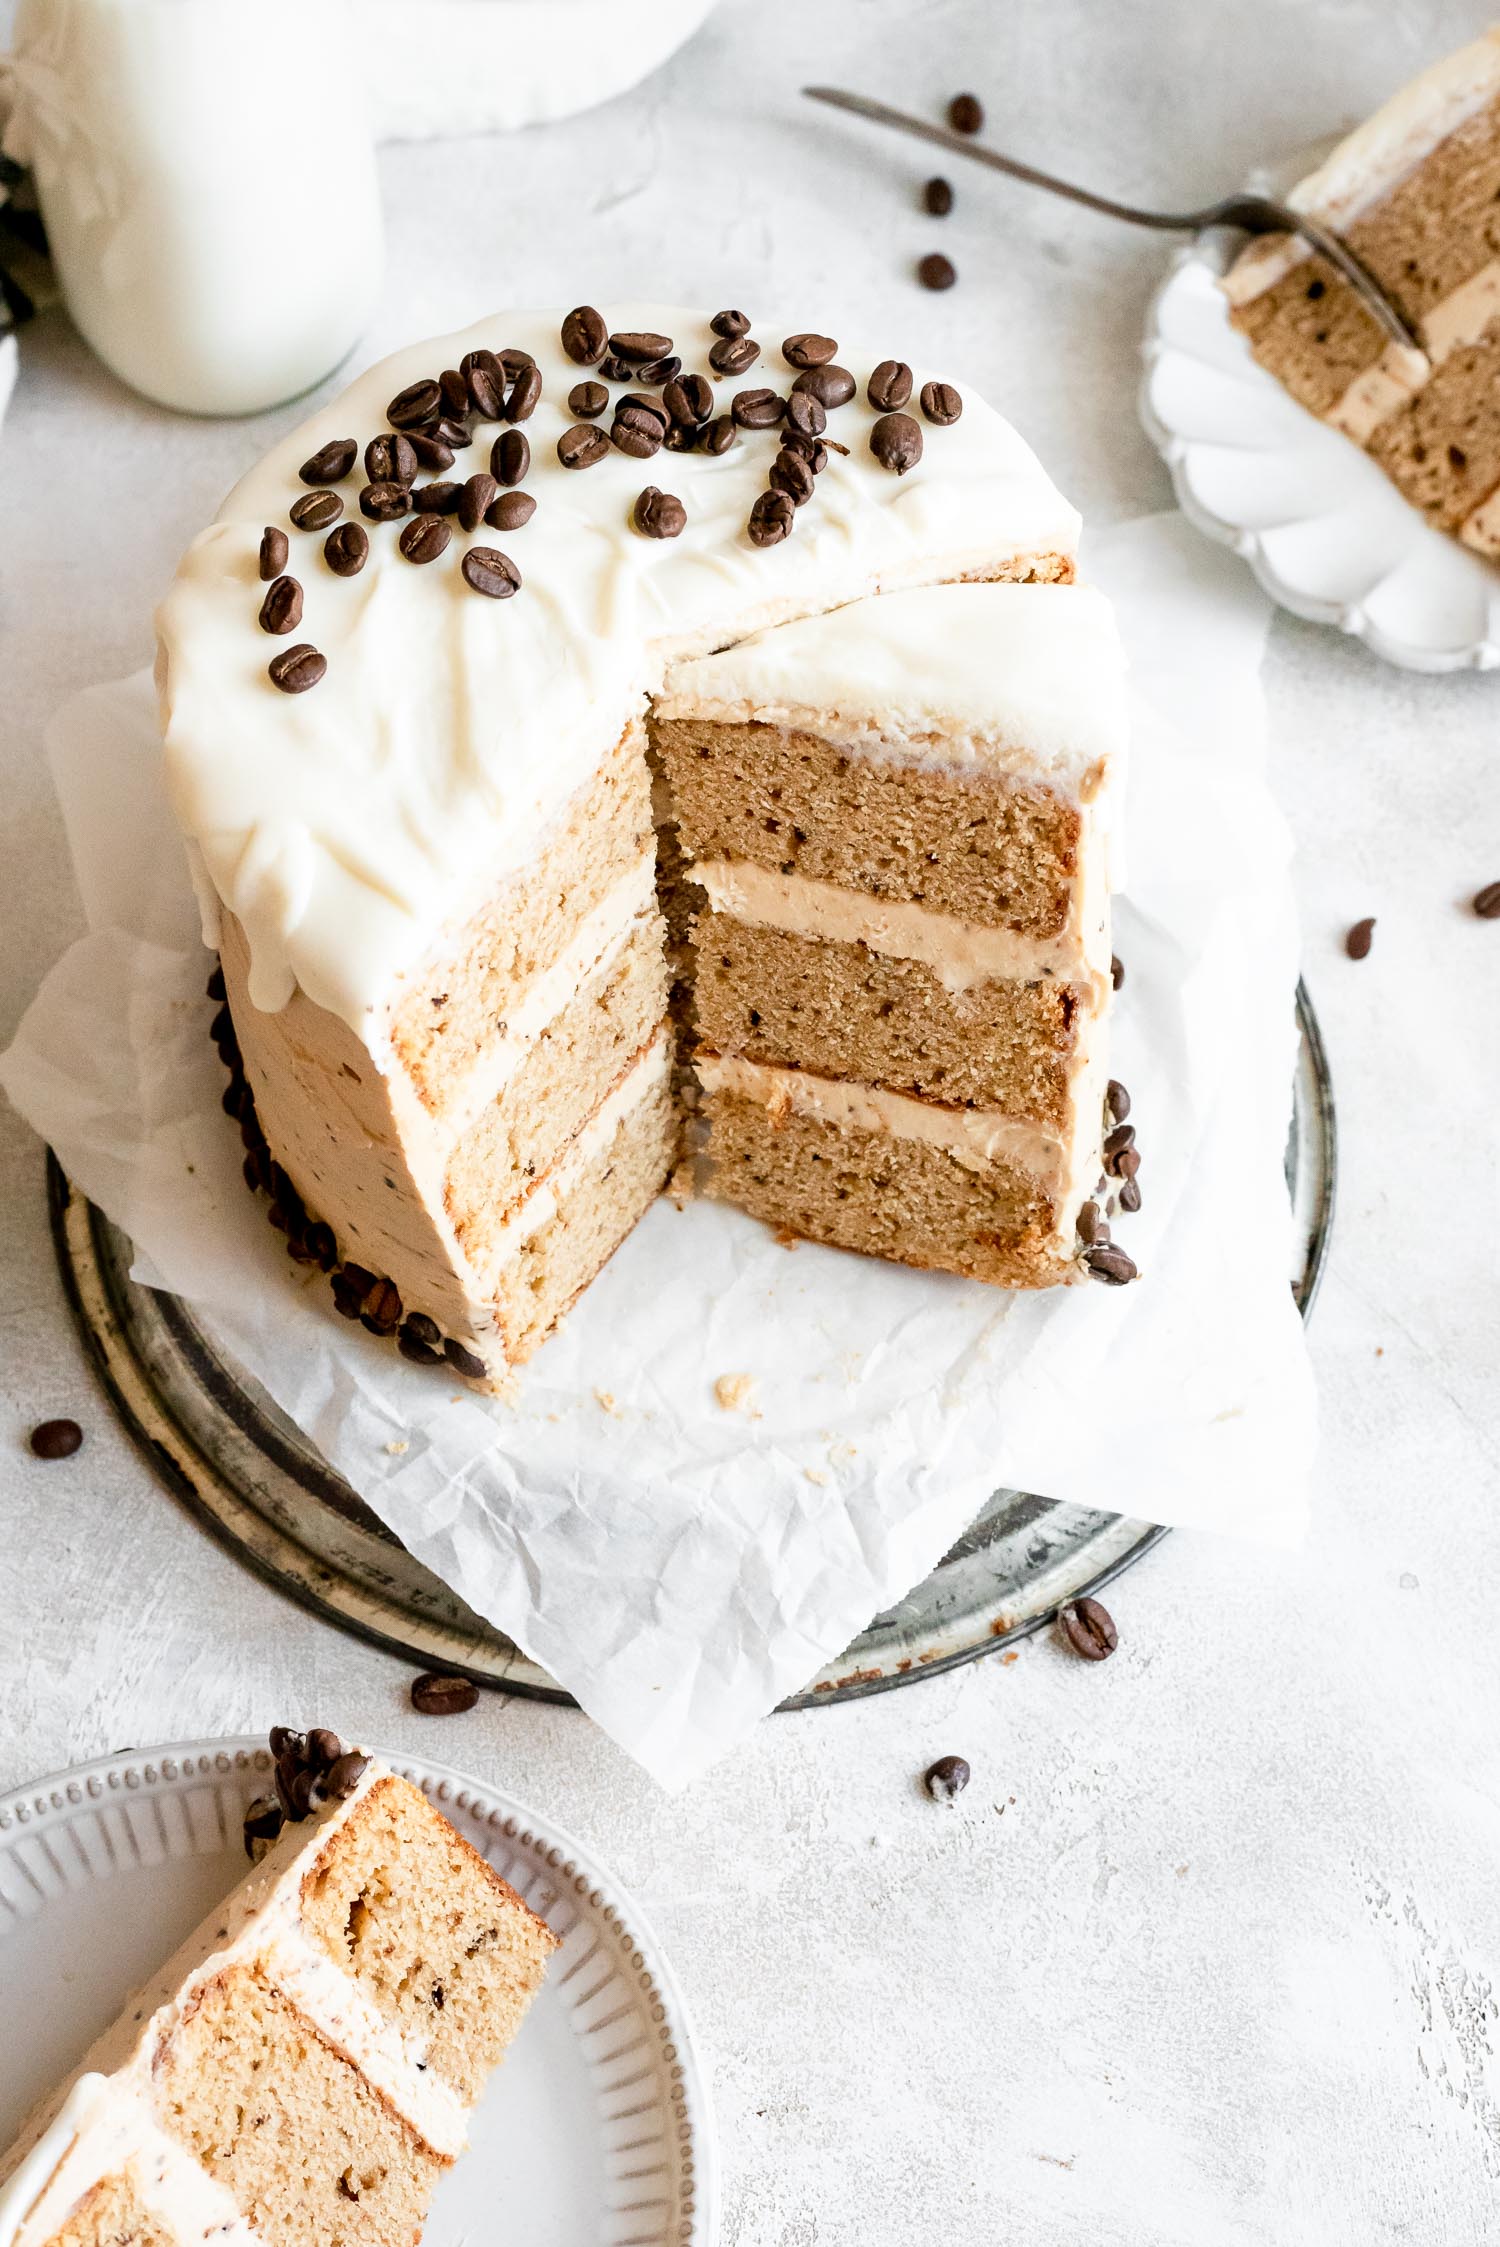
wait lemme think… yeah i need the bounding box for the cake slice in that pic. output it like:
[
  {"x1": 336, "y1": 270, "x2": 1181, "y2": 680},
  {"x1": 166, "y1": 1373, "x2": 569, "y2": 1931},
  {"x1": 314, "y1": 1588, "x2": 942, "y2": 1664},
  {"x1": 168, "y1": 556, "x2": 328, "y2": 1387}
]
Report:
[
  {"x1": 0, "y1": 1729, "x2": 558, "y2": 2247},
  {"x1": 1222, "y1": 29, "x2": 1500, "y2": 549},
  {"x1": 652, "y1": 581, "x2": 1128, "y2": 1286}
]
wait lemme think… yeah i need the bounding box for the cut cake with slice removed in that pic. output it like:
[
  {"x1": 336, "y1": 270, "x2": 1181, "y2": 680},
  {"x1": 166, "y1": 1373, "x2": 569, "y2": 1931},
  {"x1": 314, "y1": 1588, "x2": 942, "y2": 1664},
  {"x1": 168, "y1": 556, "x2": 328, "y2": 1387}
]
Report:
[{"x1": 0, "y1": 1728, "x2": 558, "y2": 2247}]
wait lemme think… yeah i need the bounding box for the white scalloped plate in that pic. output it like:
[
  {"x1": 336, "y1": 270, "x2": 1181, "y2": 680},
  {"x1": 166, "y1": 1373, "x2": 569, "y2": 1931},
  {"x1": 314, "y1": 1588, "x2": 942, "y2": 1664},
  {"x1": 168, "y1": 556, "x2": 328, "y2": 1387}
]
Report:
[
  {"x1": 0, "y1": 1740, "x2": 716, "y2": 2247},
  {"x1": 1141, "y1": 236, "x2": 1500, "y2": 671}
]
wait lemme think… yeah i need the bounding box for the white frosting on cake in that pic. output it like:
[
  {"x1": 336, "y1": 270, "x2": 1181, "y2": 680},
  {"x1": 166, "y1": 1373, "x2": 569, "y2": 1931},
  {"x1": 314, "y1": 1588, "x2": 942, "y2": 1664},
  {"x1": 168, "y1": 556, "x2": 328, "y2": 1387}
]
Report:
[{"x1": 155, "y1": 307, "x2": 1079, "y2": 1041}]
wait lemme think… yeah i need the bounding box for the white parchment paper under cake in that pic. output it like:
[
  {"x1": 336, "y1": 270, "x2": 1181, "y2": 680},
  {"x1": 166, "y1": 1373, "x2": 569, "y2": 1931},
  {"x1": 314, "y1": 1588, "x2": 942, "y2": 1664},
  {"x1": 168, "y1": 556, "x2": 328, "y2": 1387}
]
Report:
[{"x1": 0, "y1": 514, "x2": 1317, "y2": 1787}]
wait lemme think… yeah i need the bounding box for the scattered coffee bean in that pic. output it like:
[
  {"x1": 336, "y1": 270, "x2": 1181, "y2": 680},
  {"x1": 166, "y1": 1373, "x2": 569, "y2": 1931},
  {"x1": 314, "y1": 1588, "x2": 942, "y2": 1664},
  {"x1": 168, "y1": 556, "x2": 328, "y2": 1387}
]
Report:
[
  {"x1": 486, "y1": 490, "x2": 536, "y2": 530},
  {"x1": 633, "y1": 485, "x2": 687, "y2": 539},
  {"x1": 1106, "y1": 1079, "x2": 1131, "y2": 1123},
  {"x1": 557, "y1": 422, "x2": 611, "y2": 470},
  {"x1": 1103, "y1": 1122, "x2": 1136, "y2": 1168},
  {"x1": 1076, "y1": 1199, "x2": 1105, "y2": 1246},
  {"x1": 769, "y1": 447, "x2": 816, "y2": 506},
  {"x1": 568, "y1": 380, "x2": 609, "y2": 420},
  {"x1": 257, "y1": 575, "x2": 303, "y2": 636},
  {"x1": 428, "y1": 414, "x2": 472, "y2": 450},
  {"x1": 920, "y1": 379, "x2": 963, "y2": 426},
  {"x1": 611, "y1": 415, "x2": 663, "y2": 460},
  {"x1": 1085, "y1": 1242, "x2": 1137, "y2": 1285},
  {"x1": 461, "y1": 348, "x2": 507, "y2": 420},
  {"x1": 1346, "y1": 916, "x2": 1376, "y2": 959},
  {"x1": 29, "y1": 1418, "x2": 82, "y2": 1459},
  {"x1": 867, "y1": 358, "x2": 913, "y2": 411},
  {"x1": 870, "y1": 411, "x2": 924, "y2": 475},
  {"x1": 1473, "y1": 880, "x2": 1500, "y2": 919},
  {"x1": 461, "y1": 545, "x2": 522, "y2": 598},
  {"x1": 290, "y1": 490, "x2": 342, "y2": 531},
  {"x1": 918, "y1": 252, "x2": 958, "y2": 290},
  {"x1": 305, "y1": 1726, "x2": 342, "y2": 1771},
  {"x1": 782, "y1": 332, "x2": 838, "y2": 370},
  {"x1": 458, "y1": 472, "x2": 497, "y2": 532},
  {"x1": 411, "y1": 1672, "x2": 480, "y2": 1716},
  {"x1": 434, "y1": 369, "x2": 465, "y2": 420},
  {"x1": 748, "y1": 489, "x2": 794, "y2": 547},
  {"x1": 325, "y1": 1749, "x2": 370, "y2": 1799},
  {"x1": 664, "y1": 372, "x2": 714, "y2": 427},
  {"x1": 1057, "y1": 1595, "x2": 1117, "y2": 1661},
  {"x1": 408, "y1": 429, "x2": 455, "y2": 472},
  {"x1": 709, "y1": 308, "x2": 751, "y2": 338},
  {"x1": 1119, "y1": 1177, "x2": 1143, "y2": 1213},
  {"x1": 784, "y1": 387, "x2": 827, "y2": 440},
  {"x1": 298, "y1": 437, "x2": 356, "y2": 486},
  {"x1": 621, "y1": 392, "x2": 670, "y2": 431},
  {"x1": 609, "y1": 329, "x2": 673, "y2": 363},
  {"x1": 948, "y1": 91, "x2": 984, "y2": 134},
  {"x1": 398, "y1": 1323, "x2": 444, "y2": 1366},
  {"x1": 664, "y1": 422, "x2": 698, "y2": 454},
  {"x1": 562, "y1": 305, "x2": 608, "y2": 364},
  {"x1": 258, "y1": 526, "x2": 289, "y2": 581},
  {"x1": 387, "y1": 376, "x2": 442, "y2": 428},
  {"x1": 242, "y1": 1794, "x2": 284, "y2": 1861},
  {"x1": 268, "y1": 644, "x2": 326, "y2": 693},
  {"x1": 411, "y1": 480, "x2": 461, "y2": 515},
  {"x1": 710, "y1": 333, "x2": 760, "y2": 376},
  {"x1": 504, "y1": 363, "x2": 543, "y2": 422},
  {"x1": 398, "y1": 515, "x2": 451, "y2": 564},
  {"x1": 795, "y1": 363, "x2": 856, "y2": 410},
  {"x1": 490, "y1": 428, "x2": 530, "y2": 487},
  {"x1": 324, "y1": 522, "x2": 367, "y2": 577},
  {"x1": 781, "y1": 428, "x2": 828, "y2": 474},
  {"x1": 732, "y1": 387, "x2": 784, "y2": 430},
  {"x1": 330, "y1": 1263, "x2": 375, "y2": 1318},
  {"x1": 924, "y1": 175, "x2": 954, "y2": 215},
  {"x1": 499, "y1": 346, "x2": 534, "y2": 378},
  {"x1": 445, "y1": 1337, "x2": 487, "y2": 1378},
  {"x1": 923, "y1": 1753, "x2": 971, "y2": 1803},
  {"x1": 364, "y1": 432, "x2": 417, "y2": 486},
  {"x1": 596, "y1": 352, "x2": 635, "y2": 384},
  {"x1": 638, "y1": 353, "x2": 681, "y2": 387},
  {"x1": 360, "y1": 480, "x2": 409, "y2": 522},
  {"x1": 702, "y1": 414, "x2": 738, "y2": 455},
  {"x1": 1111, "y1": 954, "x2": 1125, "y2": 990},
  {"x1": 360, "y1": 1277, "x2": 402, "y2": 1335}
]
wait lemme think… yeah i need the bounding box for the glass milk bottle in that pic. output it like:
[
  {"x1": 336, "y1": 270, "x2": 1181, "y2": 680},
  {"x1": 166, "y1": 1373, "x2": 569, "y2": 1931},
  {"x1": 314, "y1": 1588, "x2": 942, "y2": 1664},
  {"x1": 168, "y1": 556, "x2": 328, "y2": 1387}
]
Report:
[{"x1": 2, "y1": 0, "x2": 383, "y2": 415}]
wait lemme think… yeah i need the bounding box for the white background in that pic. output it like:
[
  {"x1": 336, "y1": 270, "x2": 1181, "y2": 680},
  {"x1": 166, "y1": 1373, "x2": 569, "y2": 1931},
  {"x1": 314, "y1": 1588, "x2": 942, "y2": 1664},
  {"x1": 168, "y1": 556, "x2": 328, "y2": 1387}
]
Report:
[{"x1": 1, "y1": 2, "x2": 1498, "y2": 2239}]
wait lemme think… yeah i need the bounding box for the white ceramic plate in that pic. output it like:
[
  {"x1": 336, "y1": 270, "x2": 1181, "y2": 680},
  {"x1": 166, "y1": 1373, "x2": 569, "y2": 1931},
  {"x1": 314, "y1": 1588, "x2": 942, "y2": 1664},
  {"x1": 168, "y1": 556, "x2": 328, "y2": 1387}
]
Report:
[
  {"x1": 1140, "y1": 236, "x2": 1500, "y2": 672},
  {"x1": 0, "y1": 1739, "x2": 716, "y2": 2247}
]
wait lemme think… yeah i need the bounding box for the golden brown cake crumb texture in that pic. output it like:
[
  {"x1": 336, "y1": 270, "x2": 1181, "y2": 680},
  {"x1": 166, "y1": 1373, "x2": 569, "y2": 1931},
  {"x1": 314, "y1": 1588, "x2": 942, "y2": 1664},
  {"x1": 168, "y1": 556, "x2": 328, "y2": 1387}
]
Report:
[{"x1": 42, "y1": 2172, "x2": 177, "y2": 2247}]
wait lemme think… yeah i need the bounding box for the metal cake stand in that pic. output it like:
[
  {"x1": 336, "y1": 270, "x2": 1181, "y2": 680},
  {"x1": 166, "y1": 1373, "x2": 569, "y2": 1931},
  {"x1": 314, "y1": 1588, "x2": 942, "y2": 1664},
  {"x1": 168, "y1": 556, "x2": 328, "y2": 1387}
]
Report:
[{"x1": 47, "y1": 985, "x2": 1334, "y2": 1712}]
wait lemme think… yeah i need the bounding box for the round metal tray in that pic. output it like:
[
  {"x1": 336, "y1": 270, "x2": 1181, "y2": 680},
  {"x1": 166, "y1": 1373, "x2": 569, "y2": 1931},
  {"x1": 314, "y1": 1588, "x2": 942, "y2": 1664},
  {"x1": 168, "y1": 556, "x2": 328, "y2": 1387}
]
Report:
[{"x1": 48, "y1": 984, "x2": 1334, "y2": 1711}]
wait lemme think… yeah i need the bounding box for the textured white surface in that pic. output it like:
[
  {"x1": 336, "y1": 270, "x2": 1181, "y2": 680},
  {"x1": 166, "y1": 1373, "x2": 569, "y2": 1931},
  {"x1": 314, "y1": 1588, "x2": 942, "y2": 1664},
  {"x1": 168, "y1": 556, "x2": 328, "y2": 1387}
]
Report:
[{"x1": 1, "y1": 1, "x2": 1498, "y2": 2239}]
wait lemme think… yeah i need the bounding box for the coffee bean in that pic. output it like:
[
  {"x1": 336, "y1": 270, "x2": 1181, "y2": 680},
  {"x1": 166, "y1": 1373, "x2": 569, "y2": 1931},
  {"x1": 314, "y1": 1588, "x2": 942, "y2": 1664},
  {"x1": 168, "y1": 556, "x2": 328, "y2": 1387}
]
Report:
[
  {"x1": 702, "y1": 414, "x2": 738, "y2": 455},
  {"x1": 268, "y1": 1724, "x2": 304, "y2": 1761},
  {"x1": 258, "y1": 575, "x2": 303, "y2": 635},
  {"x1": 1085, "y1": 1242, "x2": 1137, "y2": 1285},
  {"x1": 1057, "y1": 1595, "x2": 1117, "y2": 1661},
  {"x1": 709, "y1": 308, "x2": 751, "y2": 338},
  {"x1": 596, "y1": 352, "x2": 635, "y2": 384},
  {"x1": 428, "y1": 414, "x2": 473, "y2": 450},
  {"x1": 638, "y1": 353, "x2": 681, "y2": 387},
  {"x1": 434, "y1": 369, "x2": 465, "y2": 421},
  {"x1": 710, "y1": 333, "x2": 760, "y2": 376},
  {"x1": 611, "y1": 417, "x2": 662, "y2": 460},
  {"x1": 306, "y1": 1726, "x2": 343, "y2": 1773},
  {"x1": 609, "y1": 329, "x2": 673, "y2": 363},
  {"x1": 360, "y1": 480, "x2": 409, "y2": 522},
  {"x1": 408, "y1": 430, "x2": 455, "y2": 472},
  {"x1": 620, "y1": 392, "x2": 669, "y2": 432},
  {"x1": 29, "y1": 1418, "x2": 82, "y2": 1459},
  {"x1": 1473, "y1": 881, "x2": 1500, "y2": 918},
  {"x1": 399, "y1": 515, "x2": 450, "y2": 564},
  {"x1": 732, "y1": 387, "x2": 784, "y2": 430},
  {"x1": 780, "y1": 427, "x2": 828, "y2": 473},
  {"x1": 918, "y1": 252, "x2": 958, "y2": 290},
  {"x1": 769, "y1": 447, "x2": 816, "y2": 506},
  {"x1": 948, "y1": 91, "x2": 984, "y2": 134},
  {"x1": 793, "y1": 363, "x2": 856, "y2": 408},
  {"x1": 206, "y1": 963, "x2": 226, "y2": 1000},
  {"x1": 360, "y1": 1277, "x2": 402, "y2": 1335},
  {"x1": 290, "y1": 490, "x2": 342, "y2": 531},
  {"x1": 569, "y1": 380, "x2": 609, "y2": 420},
  {"x1": 398, "y1": 1324, "x2": 443, "y2": 1365},
  {"x1": 557, "y1": 423, "x2": 611, "y2": 470},
  {"x1": 330, "y1": 1264, "x2": 375, "y2": 1318},
  {"x1": 258, "y1": 526, "x2": 289, "y2": 581},
  {"x1": 1106, "y1": 1080, "x2": 1131, "y2": 1123},
  {"x1": 870, "y1": 411, "x2": 923, "y2": 474},
  {"x1": 923, "y1": 1753, "x2": 971, "y2": 1803},
  {"x1": 411, "y1": 1672, "x2": 480, "y2": 1716},
  {"x1": 299, "y1": 437, "x2": 356, "y2": 486},
  {"x1": 387, "y1": 376, "x2": 442, "y2": 428},
  {"x1": 490, "y1": 428, "x2": 530, "y2": 487},
  {"x1": 867, "y1": 359, "x2": 914, "y2": 411},
  {"x1": 748, "y1": 489, "x2": 794, "y2": 547},
  {"x1": 1111, "y1": 954, "x2": 1125, "y2": 990},
  {"x1": 784, "y1": 387, "x2": 827, "y2": 439},
  {"x1": 445, "y1": 1337, "x2": 487, "y2": 1377},
  {"x1": 1075, "y1": 1199, "x2": 1105, "y2": 1246},
  {"x1": 459, "y1": 472, "x2": 497, "y2": 532},
  {"x1": 365, "y1": 432, "x2": 417, "y2": 486},
  {"x1": 242, "y1": 1795, "x2": 284, "y2": 1861},
  {"x1": 633, "y1": 486, "x2": 686, "y2": 539},
  {"x1": 504, "y1": 363, "x2": 543, "y2": 422},
  {"x1": 324, "y1": 1750, "x2": 369, "y2": 1799},
  {"x1": 1346, "y1": 916, "x2": 1376, "y2": 959},
  {"x1": 664, "y1": 372, "x2": 714, "y2": 426},
  {"x1": 1119, "y1": 1177, "x2": 1142, "y2": 1213},
  {"x1": 324, "y1": 563, "x2": 377, "y2": 628},
  {"x1": 924, "y1": 175, "x2": 954, "y2": 215},
  {"x1": 268, "y1": 644, "x2": 326, "y2": 693},
  {"x1": 498, "y1": 346, "x2": 534, "y2": 378},
  {"x1": 782, "y1": 332, "x2": 838, "y2": 370},
  {"x1": 1103, "y1": 1122, "x2": 1136, "y2": 1166},
  {"x1": 486, "y1": 490, "x2": 536, "y2": 530},
  {"x1": 461, "y1": 348, "x2": 507, "y2": 420},
  {"x1": 561, "y1": 305, "x2": 608, "y2": 364},
  {"x1": 920, "y1": 379, "x2": 963, "y2": 426},
  {"x1": 664, "y1": 422, "x2": 698, "y2": 454},
  {"x1": 412, "y1": 479, "x2": 462, "y2": 514},
  {"x1": 461, "y1": 545, "x2": 522, "y2": 598}
]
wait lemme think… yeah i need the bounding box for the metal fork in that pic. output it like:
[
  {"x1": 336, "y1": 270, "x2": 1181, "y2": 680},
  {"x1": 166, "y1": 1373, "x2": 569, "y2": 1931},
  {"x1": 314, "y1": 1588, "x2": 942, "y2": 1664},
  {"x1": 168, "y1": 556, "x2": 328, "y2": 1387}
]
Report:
[{"x1": 803, "y1": 86, "x2": 1421, "y2": 353}]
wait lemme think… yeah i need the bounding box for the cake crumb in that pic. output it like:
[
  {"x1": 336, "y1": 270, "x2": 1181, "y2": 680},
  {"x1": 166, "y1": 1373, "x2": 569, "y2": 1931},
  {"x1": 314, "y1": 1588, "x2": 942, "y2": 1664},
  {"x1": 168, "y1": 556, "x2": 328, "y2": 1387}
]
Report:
[
  {"x1": 594, "y1": 1388, "x2": 621, "y2": 1415},
  {"x1": 714, "y1": 1372, "x2": 759, "y2": 1414},
  {"x1": 805, "y1": 1466, "x2": 830, "y2": 1486},
  {"x1": 384, "y1": 1439, "x2": 408, "y2": 1456}
]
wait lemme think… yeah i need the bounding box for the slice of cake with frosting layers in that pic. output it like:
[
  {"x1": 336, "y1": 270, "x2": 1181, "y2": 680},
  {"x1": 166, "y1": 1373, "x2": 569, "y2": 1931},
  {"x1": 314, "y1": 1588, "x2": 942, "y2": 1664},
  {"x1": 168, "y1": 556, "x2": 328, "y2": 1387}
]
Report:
[
  {"x1": 1222, "y1": 29, "x2": 1500, "y2": 549},
  {"x1": 0, "y1": 1728, "x2": 557, "y2": 2247},
  {"x1": 653, "y1": 581, "x2": 1125, "y2": 1285}
]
